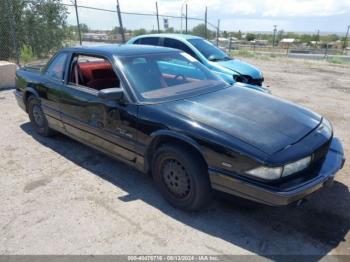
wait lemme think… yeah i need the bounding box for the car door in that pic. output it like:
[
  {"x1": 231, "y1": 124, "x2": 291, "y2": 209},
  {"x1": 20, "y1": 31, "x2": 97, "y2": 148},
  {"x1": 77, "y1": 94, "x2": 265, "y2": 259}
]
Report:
[
  {"x1": 58, "y1": 53, "x2": 138, "y2": 163},
  {"x1": 38, "y1": 52, "x2": 68, "y2": 132}
]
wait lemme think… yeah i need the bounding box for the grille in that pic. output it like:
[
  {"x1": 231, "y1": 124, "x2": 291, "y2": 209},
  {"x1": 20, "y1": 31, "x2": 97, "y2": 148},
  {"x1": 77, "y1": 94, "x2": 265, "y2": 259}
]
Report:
[
  {"x1": 236, "y1": 75, "x2": 263, "y2": 86},
  {"x1": 249, "y1": 78, "x2": 263, "y2": 86}
]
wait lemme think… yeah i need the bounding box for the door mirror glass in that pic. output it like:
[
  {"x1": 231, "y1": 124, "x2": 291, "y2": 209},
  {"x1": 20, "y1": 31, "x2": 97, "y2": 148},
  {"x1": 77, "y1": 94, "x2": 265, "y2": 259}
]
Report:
[{"x1": 98, "y1": 88, "x2": 124, "y2": 101}]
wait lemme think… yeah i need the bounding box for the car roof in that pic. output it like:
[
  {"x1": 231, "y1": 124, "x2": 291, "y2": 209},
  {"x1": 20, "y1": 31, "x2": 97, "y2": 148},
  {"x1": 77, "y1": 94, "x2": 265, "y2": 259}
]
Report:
[
  {"x1": 132, "y1": 33, "x2": 203, "y2": 41},
  {"x1": 61, "y1": 44, "x2": 177, "y2": 56}
]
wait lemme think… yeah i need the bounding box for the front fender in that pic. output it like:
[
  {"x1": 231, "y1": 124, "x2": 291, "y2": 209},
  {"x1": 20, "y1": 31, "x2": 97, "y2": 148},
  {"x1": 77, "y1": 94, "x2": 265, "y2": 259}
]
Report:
[
  {"x1": 144, "y1": 130, "x2": 205, "y2": 172},
  {"x1": 24, "y1": 87, "x2": 40, "y2": 98},
  {"x1": 150, "y1": 130, "x2": 202, "y2": 153},
  {"x1": 23, "y1": 87, "x2": 40, "y2": 111}
]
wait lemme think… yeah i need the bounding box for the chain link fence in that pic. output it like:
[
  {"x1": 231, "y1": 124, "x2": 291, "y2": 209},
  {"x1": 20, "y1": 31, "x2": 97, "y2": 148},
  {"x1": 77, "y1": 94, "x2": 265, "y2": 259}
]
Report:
[
  {"x1": 1, "y1": 0, "x2": 349, "y2": 65},
  {"x1": 0, "y1": 0, "x2": 220, "y2": 65}
]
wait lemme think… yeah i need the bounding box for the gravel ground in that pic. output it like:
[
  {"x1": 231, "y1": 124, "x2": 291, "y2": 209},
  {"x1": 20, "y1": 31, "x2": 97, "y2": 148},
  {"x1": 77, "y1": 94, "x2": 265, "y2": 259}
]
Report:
[{"x1": 0, "y1": 57, "x2": 349, "y2": 256}]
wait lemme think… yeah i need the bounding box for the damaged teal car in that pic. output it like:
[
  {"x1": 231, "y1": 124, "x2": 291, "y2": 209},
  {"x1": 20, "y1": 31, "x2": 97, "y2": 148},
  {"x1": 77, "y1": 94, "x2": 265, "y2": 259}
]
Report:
[{"x1": 128, "y1": 34, "x2": 268, "y2": 93}]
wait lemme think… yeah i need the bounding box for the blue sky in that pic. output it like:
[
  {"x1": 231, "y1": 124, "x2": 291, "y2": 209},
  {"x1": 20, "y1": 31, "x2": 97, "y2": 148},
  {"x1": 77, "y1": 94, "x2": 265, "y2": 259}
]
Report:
[{"x1": 63, "y1": 0, "x2": 350, "y2": 34}]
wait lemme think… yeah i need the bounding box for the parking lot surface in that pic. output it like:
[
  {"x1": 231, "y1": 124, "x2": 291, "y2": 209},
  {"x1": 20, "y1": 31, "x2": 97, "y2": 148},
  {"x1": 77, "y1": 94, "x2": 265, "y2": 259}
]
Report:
[{"x1": 0, "y1": 58, "x2": 349, "y2": 256}]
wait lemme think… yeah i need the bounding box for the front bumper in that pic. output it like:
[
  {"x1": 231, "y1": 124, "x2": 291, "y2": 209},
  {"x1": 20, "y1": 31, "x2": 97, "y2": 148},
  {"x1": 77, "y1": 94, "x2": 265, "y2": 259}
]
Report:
[{"x1": 209, "y1": 137, "x2": 345, "y2": 206}]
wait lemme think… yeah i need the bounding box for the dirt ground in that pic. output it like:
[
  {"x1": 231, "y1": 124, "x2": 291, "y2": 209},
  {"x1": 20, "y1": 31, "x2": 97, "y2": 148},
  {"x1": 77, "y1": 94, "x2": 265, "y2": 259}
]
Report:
[{"x1": 0, "y1": 57, "x2": 349, "y2": 256}]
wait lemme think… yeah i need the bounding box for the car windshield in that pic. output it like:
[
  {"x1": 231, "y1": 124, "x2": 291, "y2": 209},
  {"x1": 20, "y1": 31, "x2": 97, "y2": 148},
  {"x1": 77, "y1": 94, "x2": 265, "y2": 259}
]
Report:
[
  {"x1": 188, "y1": 38, "x2": 231, "y2": 61},
  {"x1": 119, "y1": 52, "x2": 227, "y2": 103}
]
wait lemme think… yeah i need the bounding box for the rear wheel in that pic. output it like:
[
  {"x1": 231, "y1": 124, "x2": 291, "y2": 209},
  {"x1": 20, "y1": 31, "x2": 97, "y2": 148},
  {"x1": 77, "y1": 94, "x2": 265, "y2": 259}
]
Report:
[
  {"x1": 28, "y1": 96, "x2": 54, "y2": 137},
  {"x1": 152, "y1": 143, "x2": 211, "y2": 211}
]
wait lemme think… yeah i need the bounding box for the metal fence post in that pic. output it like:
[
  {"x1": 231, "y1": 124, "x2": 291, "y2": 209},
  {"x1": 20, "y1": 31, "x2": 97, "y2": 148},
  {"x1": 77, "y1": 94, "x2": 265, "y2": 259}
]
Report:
[
  {"x1": 216, "y1": 19, "x2": 220, "y2": 46},
  {"x1": 74, "y1": 0, "x2": 82, "y2": 45},
  {"x1": 324, "y1": 43, "x2": 328, "y2": 59},
  {"x1": 156, "y1": 2, "x2": 160, "y2": 33},
  {"x1": 272, "y1": 25, "x2": 277, "y2": 48},
  {"x1": 204, "y1": 6, "x2": 207, "y2": 39},
  {"x1": 343, "y1": 25, "x2": 350, "y2": 54},
  {"x1": 185, "y1": 4, "x2": 188, "y2": 34},
  {"x1": 228, "y1": 37, "x2": 232, "y2": 54},
  {"x1": 116, "y1": 0, "x2": 125, "y2": 43}
]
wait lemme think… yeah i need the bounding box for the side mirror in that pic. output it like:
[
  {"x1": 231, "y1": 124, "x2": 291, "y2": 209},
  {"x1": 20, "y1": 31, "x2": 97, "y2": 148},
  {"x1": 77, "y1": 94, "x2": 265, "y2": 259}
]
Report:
[{"x1": 98, "y1": 88, "x2": 124, "y2": 101}]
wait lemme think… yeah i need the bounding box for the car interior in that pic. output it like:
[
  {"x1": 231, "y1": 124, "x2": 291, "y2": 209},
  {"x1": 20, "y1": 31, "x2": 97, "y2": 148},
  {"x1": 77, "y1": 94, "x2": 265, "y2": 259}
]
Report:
[{"x1": 69, "y1": 55, "x2": 120, "y2": 90}]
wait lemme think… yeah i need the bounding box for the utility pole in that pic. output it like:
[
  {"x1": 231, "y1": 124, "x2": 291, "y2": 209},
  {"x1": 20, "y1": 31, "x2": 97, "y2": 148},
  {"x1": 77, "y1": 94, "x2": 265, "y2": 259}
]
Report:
[
  {"x1": 216, "y1": 19, "x2": 220, "y2": 46},
  {"x1": 116, "y1": 0, "x2": 125, "y2": 43},
  {"x1": 204, "y1": 6, "x2": 207, "y2": 39},
  {"x1": 180, "y1": 0, "x2": 188, "y2": 34},
  {"x1": 74, "y1": 0, "x2": 82, "y2": 45},
  {"x1": 155, "y1": 2, "x2": 160, "y2": 33},
  {"x1": 272, "y1": 25, "x2": 277, "y2": 48},
  {"x1": 343, "y1": 25, "x2": 350, "y2": 54},
  {"x1": 185, "y1": 4, "x2": 188, "y2": 34}
]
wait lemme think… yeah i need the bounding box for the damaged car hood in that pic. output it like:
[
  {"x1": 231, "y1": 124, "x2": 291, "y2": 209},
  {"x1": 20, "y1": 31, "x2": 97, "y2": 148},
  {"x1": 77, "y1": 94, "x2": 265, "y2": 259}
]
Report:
[{"x1": 215, "y1": 59, "x2": 263, "y2": 80}]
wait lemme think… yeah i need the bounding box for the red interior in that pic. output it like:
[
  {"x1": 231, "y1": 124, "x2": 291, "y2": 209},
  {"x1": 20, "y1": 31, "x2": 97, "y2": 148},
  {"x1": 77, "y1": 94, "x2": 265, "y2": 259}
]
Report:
[{"x1": 73, "y1": 61, "x2": 120, "y2": 90}]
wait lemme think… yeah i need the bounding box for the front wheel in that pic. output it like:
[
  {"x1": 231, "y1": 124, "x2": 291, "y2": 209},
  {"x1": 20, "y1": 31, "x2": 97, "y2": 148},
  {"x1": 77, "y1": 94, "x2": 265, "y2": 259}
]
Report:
[
  {"x1": 28, "y1": 96, "x2": 54, "y2": 137},
  {"x1": 152, "y1": 143, "x2": 211, "y2": 211}
]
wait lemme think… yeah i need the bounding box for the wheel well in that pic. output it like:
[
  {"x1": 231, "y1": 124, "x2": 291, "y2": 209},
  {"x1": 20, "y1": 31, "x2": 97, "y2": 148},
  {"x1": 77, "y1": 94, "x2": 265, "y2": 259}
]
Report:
[{"x1": 146, "y1": 135, "x2": 207, "y2": 172}]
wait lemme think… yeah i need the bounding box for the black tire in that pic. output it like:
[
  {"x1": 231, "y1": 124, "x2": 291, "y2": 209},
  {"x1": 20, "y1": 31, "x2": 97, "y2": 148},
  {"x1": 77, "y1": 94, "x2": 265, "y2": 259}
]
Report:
[
  {"x1": 152, "y1": 143, "x2": 211, "y2": 211},
  {"x1": 27, "y1": 96, "x2": 54, "y2": 137}
]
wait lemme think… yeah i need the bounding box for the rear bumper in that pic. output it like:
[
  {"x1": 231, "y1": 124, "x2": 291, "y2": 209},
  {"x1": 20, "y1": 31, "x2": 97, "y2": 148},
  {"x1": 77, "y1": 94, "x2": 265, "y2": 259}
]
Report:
[
  {"x1": 209, "y1": 137, "x2": 345, "y2": 206},
  {"x1": 14, "y1": 90, "x2": 26, "y2": 112}
]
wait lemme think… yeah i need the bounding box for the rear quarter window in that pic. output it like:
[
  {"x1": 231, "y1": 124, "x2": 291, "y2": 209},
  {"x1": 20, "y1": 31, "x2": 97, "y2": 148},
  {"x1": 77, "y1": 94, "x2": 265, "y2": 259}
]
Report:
[{"x1": 45, "y1": 52, "x2": 68, "y2": 81}]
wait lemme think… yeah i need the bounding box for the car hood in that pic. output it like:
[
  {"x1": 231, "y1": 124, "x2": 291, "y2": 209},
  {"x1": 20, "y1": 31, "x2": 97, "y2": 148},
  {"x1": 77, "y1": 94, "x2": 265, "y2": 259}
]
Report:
[
  {"x1": 215, "y1": 59, "x2": 262, "y2": 80},
  {"x1": 164, "y1": 86, "x2": 321, "y2": 155}
]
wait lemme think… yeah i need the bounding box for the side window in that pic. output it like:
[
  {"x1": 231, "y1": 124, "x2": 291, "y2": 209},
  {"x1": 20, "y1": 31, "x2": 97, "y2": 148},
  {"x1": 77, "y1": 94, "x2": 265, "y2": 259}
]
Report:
[
  {"x1": 45, "y1": 53, "x2": 68, "y2": 81},
  {"x1": 163, "y1": 38, "x2": 200, "y2": 61},
  {"x1": 140, "y1": 37, "x2": 160, "y2": 46},
  {"x1": 68, "y1": 54, "x2": 120, "y2": 91},
  {"x1": 133, "y1": 39, "x2": 141, "y2": 44}
]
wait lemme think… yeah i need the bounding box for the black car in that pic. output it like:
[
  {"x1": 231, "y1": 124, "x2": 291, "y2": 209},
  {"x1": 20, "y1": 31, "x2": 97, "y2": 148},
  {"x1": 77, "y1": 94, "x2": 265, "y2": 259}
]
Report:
[{"x1": 15, "y1": 44, "x2": 345, "y2": 210}]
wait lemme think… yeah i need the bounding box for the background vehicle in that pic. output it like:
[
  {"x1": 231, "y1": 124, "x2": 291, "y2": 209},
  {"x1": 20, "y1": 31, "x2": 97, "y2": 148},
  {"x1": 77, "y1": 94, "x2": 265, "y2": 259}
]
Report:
[
  {"x1": 15, "y1": 45, "x2": 344, "y2": 211},
  {"x1": 128, "y1": 34, "x2": 268, "y2": 92}
]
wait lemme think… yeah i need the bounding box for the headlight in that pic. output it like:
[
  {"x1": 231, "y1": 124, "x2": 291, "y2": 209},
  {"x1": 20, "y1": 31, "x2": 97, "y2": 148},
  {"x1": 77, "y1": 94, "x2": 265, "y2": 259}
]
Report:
[
  {"x1": 321, "y1": 118, "x2": 332, "y2": 138},
  {"x1": 282, "y1": 156, "x2": 311, "y2": 177},
  {"x1": 246, "y1": 155, "x2": 312, "y2": 180},
  {"x1": 233, "y1": 75, "x2": 249, "y2": 83},
  {"x1": 246, "y1": 166, "x2": 282, "y2": 180}
]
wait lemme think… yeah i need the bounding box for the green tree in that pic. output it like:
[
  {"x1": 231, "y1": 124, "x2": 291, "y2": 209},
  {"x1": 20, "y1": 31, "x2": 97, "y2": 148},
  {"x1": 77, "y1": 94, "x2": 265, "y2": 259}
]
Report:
[
  {"x1": 165, "y1": 27, "x2": 174, "y2": 33},
  {"x1": 300, "y1": 34, "x2": 313, "y2": 44},
  {"x1": 132, "y1": 28, "x2": 146, "y2": 36},
  {"x1": 245, "y1": 33, "x2": 256, "y2": 41},
  {"x1": 79, "y1": 23, "x2": 89, "y2": 33},
  {"x1": 0, "y1": 0, "x2": 68, "y2": 61},
  {"x1": 321, "y1": 34, "x2": 339, "y2": 42},
  {"x1": 191, "y1": 23, "x2": 214, "y2": 39},
  {"x1": 0, "y1": 0, "x2": 26, "y2": 60},
  {"x1": 236, "y1": 30, "x2": 242, "y2": 40},
  {"x1": 111, "y1": 26, "x2": 126, "y2": 35},
  {"x1": 277, "y1": 30, "x2": 284, "y2": 42}
]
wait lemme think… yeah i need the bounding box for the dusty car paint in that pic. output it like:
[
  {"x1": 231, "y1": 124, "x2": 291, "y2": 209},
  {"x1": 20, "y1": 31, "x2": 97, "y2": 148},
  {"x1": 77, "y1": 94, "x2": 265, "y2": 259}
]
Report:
[{"x1": 15, "y1": 44, "x2": 345, "y2": 206}]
